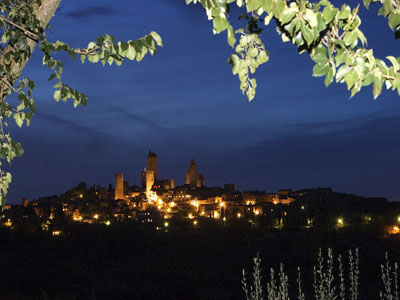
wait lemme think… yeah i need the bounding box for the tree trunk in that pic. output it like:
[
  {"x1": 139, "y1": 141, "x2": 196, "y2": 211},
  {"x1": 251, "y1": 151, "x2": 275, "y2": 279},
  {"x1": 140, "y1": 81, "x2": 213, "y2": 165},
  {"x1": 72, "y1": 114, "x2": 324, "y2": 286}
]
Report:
[{"x1": 1, "y1": 0, "x2": 61, "y2": 87}]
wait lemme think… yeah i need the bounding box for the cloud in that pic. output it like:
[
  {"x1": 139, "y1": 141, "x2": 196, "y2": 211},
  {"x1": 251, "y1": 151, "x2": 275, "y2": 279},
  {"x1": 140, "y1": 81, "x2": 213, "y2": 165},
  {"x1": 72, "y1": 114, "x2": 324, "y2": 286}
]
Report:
[
  {"x1": 61, "y1": 6, "x2": 125, "y2": 19},
  {"x1": 37, "y1": 112, "x2": 110, "y2": 137},
  {"x1": 105, "y1": 105, "x2": 168, "y2": 132}
]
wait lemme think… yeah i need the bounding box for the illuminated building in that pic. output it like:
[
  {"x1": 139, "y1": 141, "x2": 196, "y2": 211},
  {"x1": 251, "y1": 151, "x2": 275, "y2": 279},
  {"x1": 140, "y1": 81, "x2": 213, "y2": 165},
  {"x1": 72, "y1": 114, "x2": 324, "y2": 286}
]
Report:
[
  {"x1": 147, "y1": 150, "x2": 158, "y2": 180},
  {"x1": 186, "y1": 159, "x2": 197, "y2": 187},
  {"x1": 197, "y1": 173, "x2": 205, "y2": 188},
  {"x1": 21, "y1": 197, "x2": 29, "y2": 207},
  {"x1": 141, "y1": 169, "x2": 155, "y2": 199},
  {"x1": 114, "y1": 173, "x2": 124, "y2": 200}
]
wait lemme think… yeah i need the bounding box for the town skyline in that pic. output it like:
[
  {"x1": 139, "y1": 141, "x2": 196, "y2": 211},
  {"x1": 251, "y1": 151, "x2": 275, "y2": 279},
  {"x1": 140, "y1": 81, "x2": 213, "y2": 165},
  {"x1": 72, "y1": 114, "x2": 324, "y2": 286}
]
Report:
[{"x1": 4, "y1": 0, "x2": 400, "y2": 204}]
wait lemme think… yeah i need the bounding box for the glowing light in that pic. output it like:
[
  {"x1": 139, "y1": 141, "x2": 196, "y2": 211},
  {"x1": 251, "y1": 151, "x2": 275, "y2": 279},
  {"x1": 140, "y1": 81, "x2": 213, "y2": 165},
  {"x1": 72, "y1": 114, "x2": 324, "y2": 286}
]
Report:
[
  {"x1": 193, "y1": 220, "x2": 197, "y2": 225},
  {"x1": 93, "y1": 214, "x2": 99, "y2": 219},
  {"x1": 223, "y1": 217, "x2": 226, "y2": 221},
  {"x1": 73, "y1": 216, "x2": 82, "y2": 222},
  {"x1": 164, "y1": 222, "x2": 169, "y2": 227},
  {"x1": 188, "y1": 213, "x2": 194, "y2": 219},
  {"x1": 337, "y1": 218, "x2": 344, "y2": 226},
  {"x1": 52, "y1": 230, "x2": 62, "y2": 236},
  {"x1": 201, "y1": 211, "x2": 205, "y2": 216},
  {"x1": 398, "y1": 216, "x2": 400, "y2": 223},
  {"x1": 389, "y1": 225, "x2": 400, "y2": 234},
  {"x1": 157, "y1": 206, "x2": 162, "y2": 210},
  {"x1": 167, "y1": 208, "x2": 171, "y2": 213},
  {"x1": 301, "y1": 206, "x2": 305, "y2": 210},
  {"x1": 105, "y1": 220, "x2": 111, "y2": 226},
  {"x1": 213, "y1": 211, "x2": 220, "y2": 219},
  {"x1": 149, "y1": 191, "x2": 158, "y2": 202},
  {"x1": 237, "y1": 212, "x2": 241, "y2": 218},
  {"x1": 273, "y1": 200, "x2": 278, "y2": 205},
  {"x1": 190, "y1": 200, "x2": 199, "y2": 207},
  {"x1": 220, "y1": 202, "x2": 224, "y2": 207},
  {"x1": 79, "y1": 194, "x2": 83, "y2": 199},
  {"x1": 169, "y1": 202, "x2": 176, "y2": 207},
  {"x1": 4, "y1": 219, "x2": 12, "y2": 227},
  {"x1": 157, "y1": 199, "x2": 163, "y2": 206},
  {"x1": 254, "y1": 210, "x2": 260, "y2": 215}
]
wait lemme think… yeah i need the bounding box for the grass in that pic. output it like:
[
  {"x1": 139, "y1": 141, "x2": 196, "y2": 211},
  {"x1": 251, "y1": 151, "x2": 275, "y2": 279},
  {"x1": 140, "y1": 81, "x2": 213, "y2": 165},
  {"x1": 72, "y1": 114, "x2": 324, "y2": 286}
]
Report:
[{"x1": 242, "y1": 249, "x2": 399, "y2": 300}]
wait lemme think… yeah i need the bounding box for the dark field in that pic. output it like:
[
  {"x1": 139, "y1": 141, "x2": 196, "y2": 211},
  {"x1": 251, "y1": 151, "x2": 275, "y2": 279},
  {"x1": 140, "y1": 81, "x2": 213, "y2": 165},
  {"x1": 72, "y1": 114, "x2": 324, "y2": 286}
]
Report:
[{"x1": 0, "y1": 224, "x2": 399, "y2": 300}]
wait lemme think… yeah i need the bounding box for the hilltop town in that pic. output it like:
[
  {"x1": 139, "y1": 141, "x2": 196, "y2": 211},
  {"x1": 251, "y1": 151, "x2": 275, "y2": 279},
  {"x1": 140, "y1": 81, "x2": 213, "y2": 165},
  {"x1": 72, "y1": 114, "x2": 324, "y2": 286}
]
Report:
[{"x1": 2, "y1": 151, "x2": 400, "y2": 236}]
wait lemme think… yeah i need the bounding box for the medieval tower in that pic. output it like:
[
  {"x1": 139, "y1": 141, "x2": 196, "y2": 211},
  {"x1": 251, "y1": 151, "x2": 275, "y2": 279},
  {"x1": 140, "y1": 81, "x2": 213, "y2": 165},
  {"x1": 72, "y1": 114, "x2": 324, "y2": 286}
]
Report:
[
  {"x1": 147, "y1": 150, "x2": 158, "y2": 180},
  {"x1": 186, "y1": 159, "x2": 197, "y2": 187},
  {"x1": 114, "y1": 173, "x2": 124, "y2": 200}
]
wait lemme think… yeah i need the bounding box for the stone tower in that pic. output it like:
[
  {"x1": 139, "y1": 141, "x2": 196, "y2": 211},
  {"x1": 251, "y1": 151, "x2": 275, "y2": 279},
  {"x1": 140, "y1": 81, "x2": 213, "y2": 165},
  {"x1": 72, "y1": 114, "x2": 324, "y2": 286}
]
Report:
[
  {"x1": 141, "y1": 169, "x2": 154, "y2": 199},
  {"x1": 114, "y1": 173, "x2": 124, "y2": 200},
  {"x1": 147, "y1": 150, "x2": 158, "y2": 180},
  {"x1": 186, "y1": 159, "x2": 197, "y2": 187},
  {"x1": 197, "y1": 173, "x2": 205, "y2": 187}
]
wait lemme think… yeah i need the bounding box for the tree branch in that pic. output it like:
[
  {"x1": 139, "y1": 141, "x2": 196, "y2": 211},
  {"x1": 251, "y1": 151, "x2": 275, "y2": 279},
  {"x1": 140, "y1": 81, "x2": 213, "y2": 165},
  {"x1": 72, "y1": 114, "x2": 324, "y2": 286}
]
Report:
[
  {"x1": 0, "y1": 15, "x2": 39, "y2": 42},
  {"x1": 0, "y1": 0, "x2": 61, "y2": 88}
]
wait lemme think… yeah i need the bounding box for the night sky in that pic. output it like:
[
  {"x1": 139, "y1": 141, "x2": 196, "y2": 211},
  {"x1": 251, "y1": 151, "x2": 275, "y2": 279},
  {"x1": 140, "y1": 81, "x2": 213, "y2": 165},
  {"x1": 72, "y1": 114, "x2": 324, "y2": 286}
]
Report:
[{"x1": 5, "y1": 0, "x2": 400, "y2": 204}]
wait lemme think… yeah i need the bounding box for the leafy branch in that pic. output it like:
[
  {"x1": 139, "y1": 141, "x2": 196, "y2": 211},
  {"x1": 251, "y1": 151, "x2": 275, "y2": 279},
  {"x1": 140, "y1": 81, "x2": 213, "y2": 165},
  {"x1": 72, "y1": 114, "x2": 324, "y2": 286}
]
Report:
[
  {"x1": 187, "y1": 0, "x2": 400, "y2": 101},
  {"x1": 0, "y1": 0, "x2": 162, "y2": 206}
]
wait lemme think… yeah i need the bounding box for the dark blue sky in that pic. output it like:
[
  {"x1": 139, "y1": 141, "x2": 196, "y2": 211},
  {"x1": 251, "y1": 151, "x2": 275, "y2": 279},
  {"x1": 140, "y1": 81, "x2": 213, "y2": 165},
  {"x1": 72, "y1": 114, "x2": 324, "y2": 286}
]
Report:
[{"x1": 6, "y1": 0, "x2": 400, "y2": 203}]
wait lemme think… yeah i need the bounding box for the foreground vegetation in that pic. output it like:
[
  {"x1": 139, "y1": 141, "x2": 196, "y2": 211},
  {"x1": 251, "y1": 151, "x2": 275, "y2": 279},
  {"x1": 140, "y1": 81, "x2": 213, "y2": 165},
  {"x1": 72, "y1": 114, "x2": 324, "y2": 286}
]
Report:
[
  {"x1": 0, "y1": 224, "x2": 399, "y2": 300},
  {"x1": 243, "y1": 249, "x2": 399, "y2": 300}
]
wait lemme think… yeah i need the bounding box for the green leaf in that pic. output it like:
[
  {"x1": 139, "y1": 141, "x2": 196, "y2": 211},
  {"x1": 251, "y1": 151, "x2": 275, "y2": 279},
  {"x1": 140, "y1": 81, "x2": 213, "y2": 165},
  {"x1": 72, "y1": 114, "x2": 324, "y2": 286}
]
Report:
[
  {"x1": 373, "y1": 75, "x2": 382, "y2": 99},
  {"x1": 336, "y1": 65, "x2": 351, "y2": 82},
  {"x1": 126, "y1": 45, "x2": 136, "y2": 60},
  {"x1": 227, "y1": 25, "x2": 235, "y2": 47},
  {"x1": 312, "y1": 63, "x2": 329, "y2": 77},
  {"x1": 343, "y1": 30, "x2": 357, "y2": 46},
  {"x1": 262, "y1": 0, "x2": 273, "y2": 12},
  {"x1": 322, "y1": 6, "x2": 338, "y2": 23},
  {"x1": 214, "y1": 16, "x2": 228, "y2": 32},
  {"x1": 301, "y1": 24, "x2": 313, "y2": 46},
  {"x1": 14, "y1": 113, "x2": 23, "y2": 128},
  {"x1": 363, "y1": 0, "x2": 371, "y2": 9},
  {"x1": 344, "y1": 71, "x2": 358, "y2": 89},
  {"x1": 53, "y1": 89, "x2": 61, "y2": 101},
  {"x1": 324, "y1": 66, "x2": 335, "y2": 86},
  {"x1": 150, "y1": 31, "x2": 163, "y2": 47},
  {"x1": 11, "y1": 140, "x2": 23, "y2": 157},
  {"x1": 386, "y1": 56, "x2": 399, "y2": 72},
  {"x1": 338, "y1": 5, "x2": 350, "y2": 19},
  {"x1": 256, "y1": 50, "x2": 269, "y2": 64},
  {"x1": 246, "y1": 86, "x2": 256, "y2": 101},
  {"x1": 48, "y1": 73, "x2": 57, "y2": 81},
  {"x1": 247, "y1": 0, "x2": 262, "y2": 12},
  {"x1": 281, "y1": 9, "x2": 295, "y2": 24},
  {"x1": 388, "y1": 12, "x2": 400, "y2": 31}
]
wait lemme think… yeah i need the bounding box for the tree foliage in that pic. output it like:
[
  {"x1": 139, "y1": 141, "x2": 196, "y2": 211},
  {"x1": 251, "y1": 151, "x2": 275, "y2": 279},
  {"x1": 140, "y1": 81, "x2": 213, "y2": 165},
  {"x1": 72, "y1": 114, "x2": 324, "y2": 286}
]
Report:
[
  {"x1": 186, "y1": 0, "x2": 400, "y2": 101},
  {"x1": 0, "y1": 0, "x2": 162, "y2": 205}
]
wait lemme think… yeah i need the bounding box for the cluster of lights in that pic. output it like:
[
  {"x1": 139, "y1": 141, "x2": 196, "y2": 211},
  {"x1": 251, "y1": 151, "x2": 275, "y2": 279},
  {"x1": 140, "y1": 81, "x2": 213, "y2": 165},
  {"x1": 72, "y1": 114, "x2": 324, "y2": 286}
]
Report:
[
  {"x1": 190, "y1": 200, "x2": 199, "y2": 208},
  {"x1": 392, "y1": 226, "x2": 400, "y2": 234}
]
